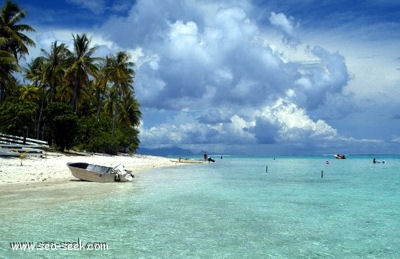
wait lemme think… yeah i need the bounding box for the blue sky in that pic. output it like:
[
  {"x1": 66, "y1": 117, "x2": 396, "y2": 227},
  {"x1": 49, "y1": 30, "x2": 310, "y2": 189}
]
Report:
[{"x1": 15, "y1": 0, "x2": 400, "y2": 155}]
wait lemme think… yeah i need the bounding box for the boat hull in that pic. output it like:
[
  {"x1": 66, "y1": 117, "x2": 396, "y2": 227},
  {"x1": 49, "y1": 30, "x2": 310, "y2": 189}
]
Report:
[
  {"x1": 67, "y1": 162, "x2": 133, "y2": 182},
  {"x1": 334, "y1": 154, "x2": 346, "y2": 159}
]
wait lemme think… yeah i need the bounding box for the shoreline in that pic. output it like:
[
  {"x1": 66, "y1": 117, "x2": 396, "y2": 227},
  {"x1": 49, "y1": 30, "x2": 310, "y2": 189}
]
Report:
[{"x1": 0, "y1": 151, "x2": 181, "y2": 194}]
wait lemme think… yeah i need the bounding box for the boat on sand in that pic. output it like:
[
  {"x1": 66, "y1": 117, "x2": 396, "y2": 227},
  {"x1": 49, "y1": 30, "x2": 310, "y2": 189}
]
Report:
[{"x1": 67, "y1": 162, "x2": 134, "y2": 182}]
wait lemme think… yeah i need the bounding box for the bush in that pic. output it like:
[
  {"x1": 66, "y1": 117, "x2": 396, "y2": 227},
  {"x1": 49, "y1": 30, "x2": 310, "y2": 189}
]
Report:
[
  {"x1": 75, "y1": 116, "x2": 116, "y2": 154},
  {"x1": 0, "y1": 98, "x2": 37, "y2": 139},
  {"x1": 45, "y1": 102, "x2": 78, "y2": 151}
]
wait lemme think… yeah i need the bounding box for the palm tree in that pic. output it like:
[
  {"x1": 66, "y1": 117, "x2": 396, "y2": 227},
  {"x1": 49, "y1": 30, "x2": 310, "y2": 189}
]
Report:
[
  {"x1": 0, "y1": 48, "x2": 18, "y2": 101},
  {"x1": 0, "y1": 0, "x2": 35, "y2": 61},
  {"x1": 119, "y1": 93, "x2": 141, "y2": 127},
  {"x1": 40, "y1": 41, "x2": 70, "y2": 102},
  {"x1": 24, "y1": 56, "x2": 43, "y2": 85},
  {"x1": 64, "y1": 33, "x2": 100, "y2": 112},
  {"x1": 104, "y1": 51, "x2": 138, "y2": 137},
  {"x1": 0, "y1": 47, "x2": 16, "y2": 73},
  {"x1": 19, "y1": 84, "x2": 39, "y2": 102},
  {"x1": 93, "y1": 57, "x2": 110, "y2": 120},
  {"x1": 24, "y1": 57, "x2": 46, "y2": 138},
  {"x1": 0, "y1": 0, "x2": 35, "y2": 102}
]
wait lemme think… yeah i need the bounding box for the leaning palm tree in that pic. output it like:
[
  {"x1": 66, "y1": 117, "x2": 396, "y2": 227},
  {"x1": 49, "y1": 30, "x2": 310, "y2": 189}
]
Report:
[{"x1": 64, "y1": 33, "x2": 100, "y2": 112}]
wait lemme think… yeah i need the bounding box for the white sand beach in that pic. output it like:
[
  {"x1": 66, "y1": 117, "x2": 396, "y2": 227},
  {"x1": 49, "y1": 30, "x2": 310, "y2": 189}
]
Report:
[{"x1": 0, "y1": 152, "x2": 180, "y2": 193}]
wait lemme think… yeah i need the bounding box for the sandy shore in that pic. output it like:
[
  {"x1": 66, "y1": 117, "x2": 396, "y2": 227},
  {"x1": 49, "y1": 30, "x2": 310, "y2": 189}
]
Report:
[{"x1": 0, "y1": 152, "x2": 180, "y2": 193}]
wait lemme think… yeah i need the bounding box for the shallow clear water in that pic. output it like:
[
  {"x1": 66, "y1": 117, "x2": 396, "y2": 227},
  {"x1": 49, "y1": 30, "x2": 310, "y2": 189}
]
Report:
[{"x1": 1, "y1": 155, "x2": 400, "y2": 258}]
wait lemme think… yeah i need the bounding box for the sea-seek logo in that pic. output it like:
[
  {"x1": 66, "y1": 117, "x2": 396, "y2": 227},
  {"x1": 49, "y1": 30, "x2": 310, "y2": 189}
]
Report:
[{"x1": 10, "y1": 238, "x2": 108, "y2": 251}]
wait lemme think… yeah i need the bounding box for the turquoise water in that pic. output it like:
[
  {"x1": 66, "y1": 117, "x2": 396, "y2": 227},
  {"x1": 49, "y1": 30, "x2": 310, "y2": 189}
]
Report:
[{"x1": 1, "y1": 155, "x2": 400, "y2": 258}]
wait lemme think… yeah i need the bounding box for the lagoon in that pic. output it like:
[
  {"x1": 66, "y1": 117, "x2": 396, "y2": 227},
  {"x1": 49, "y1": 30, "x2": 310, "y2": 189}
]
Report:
[{"x1": 1, "y1": 155, "x2": 400, "y2": 258}]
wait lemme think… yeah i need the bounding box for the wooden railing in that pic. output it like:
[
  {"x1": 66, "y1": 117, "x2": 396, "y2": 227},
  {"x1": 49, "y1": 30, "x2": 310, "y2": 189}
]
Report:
[
  {"x1": 0, "y1": 133, "x2": 48, "y2": 148},
  {"x1": 0, "y1": 133, "x2": 49, "y2": 157}
]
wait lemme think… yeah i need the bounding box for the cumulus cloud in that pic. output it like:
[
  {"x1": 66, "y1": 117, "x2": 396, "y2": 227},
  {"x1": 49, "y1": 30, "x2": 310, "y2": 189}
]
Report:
[
  {"x1": 269, "y1": 12, "x2": 299, "y2": 43},
  {"x1": 289, "y1": 46, "x2": 350, "y2": 110},
  {"x1": 269, "y1": 12, "x2": 294, "y2": 35},
  {"x1": 108, "y1": 1, "x2": 349, "y2": 112},
  {"x1": 252, "y1": 99, "x2": 337, "y2": 144},
  {"x1": 31, "y1": 0, "x2": 393, "y2": 154},
  {"x1": 95, "y1": 0, "x2": 352, "y2": 153}
]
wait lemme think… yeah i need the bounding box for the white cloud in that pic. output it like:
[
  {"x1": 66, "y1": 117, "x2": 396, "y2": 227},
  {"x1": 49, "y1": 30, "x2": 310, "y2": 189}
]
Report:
[
  {"x1": 255, "y1": 99, "x2": 337, "y2": 143},
  {"x1": 24, "y1": 0, "x2": 400, "y2": 154},
  {"x1": 269, "y1": 11, "x2": 299, "y2": 45},
  {"x1": 391, "y1": 136, "x2": 400, "y2": 143},
  {"x1": 269, "y1": 12, "x2": 295, "y2": 36},
  {"x1": 96, "y1": 0, "x2": 352, "y2": 152}
]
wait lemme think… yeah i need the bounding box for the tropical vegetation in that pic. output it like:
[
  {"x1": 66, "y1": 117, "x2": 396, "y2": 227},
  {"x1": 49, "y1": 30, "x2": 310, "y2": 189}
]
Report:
[{"x1": 0, "y1": 0, "x2": 141, "y2": 154}]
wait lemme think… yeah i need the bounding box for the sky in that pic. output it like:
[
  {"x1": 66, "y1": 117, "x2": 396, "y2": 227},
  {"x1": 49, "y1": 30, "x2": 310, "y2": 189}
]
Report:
[{"x1": 13, "y1": 0, "x2": 400, "y2": 155}]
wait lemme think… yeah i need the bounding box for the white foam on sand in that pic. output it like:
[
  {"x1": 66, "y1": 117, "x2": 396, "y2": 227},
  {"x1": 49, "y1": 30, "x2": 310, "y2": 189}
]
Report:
[{"x1": 0, "y1": 152, "x2": 180, "y2": 192}]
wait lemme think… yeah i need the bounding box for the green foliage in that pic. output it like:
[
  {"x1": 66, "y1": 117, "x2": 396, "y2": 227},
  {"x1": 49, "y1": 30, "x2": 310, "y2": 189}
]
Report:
[
  {"x1": 116, "y1": 125, "x2": 140, "y2": 152},
  {"x1": 75, "y1": 116, "x2": 114, "y2": 154},
  {"x1": 0, "y1": 2, "x2": 142, "y2": 154},
  {"x1": 75, "y1": 116, "x2": 140, "y2": 155},
  {"x1": 88, "y1": 132, "x2": 119, "y2": 155},
  {"x1": 52, "y1": 113, "x2": 79, "y2": 151},
  {"x1": 0, "y1": 0, "x2": 35, "y2": 101},
  {"x1": 44, "y1": 102, "x2": 78, "y2": 151},
  {"x1": 0, "y1": 98, "x2": 37, "y2": 138}
]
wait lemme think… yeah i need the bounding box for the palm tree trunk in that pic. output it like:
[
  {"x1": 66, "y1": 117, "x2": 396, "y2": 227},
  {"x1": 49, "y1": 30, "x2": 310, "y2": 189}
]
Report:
[
  {"x1": 36, "y1": 90, "x2": 45, "y2": 139},
  {"x1": 112, "y1": 103, "x2": 119, "y2": 138},
  {"x1": 71, "y1": 80, "x2": 79, "y2": 112},
  {"x1": 96, "y1": 91, "x2": 102, "y2": 121}
]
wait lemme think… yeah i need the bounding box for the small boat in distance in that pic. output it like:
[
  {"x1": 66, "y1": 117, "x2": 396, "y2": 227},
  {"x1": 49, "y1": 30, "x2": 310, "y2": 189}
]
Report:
[
  {"x1": 170, "y1": 158, "x2": 206, "y2": 164},
  {"x1": 67, "y1": 162, "x2": 134, "y2": 182},
  {"x1": 373, "y1": 158, "x2": 385, "y2": 164},
  {"x1": 334, "y1": 154, "x2": 346, "y2": 159}
]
